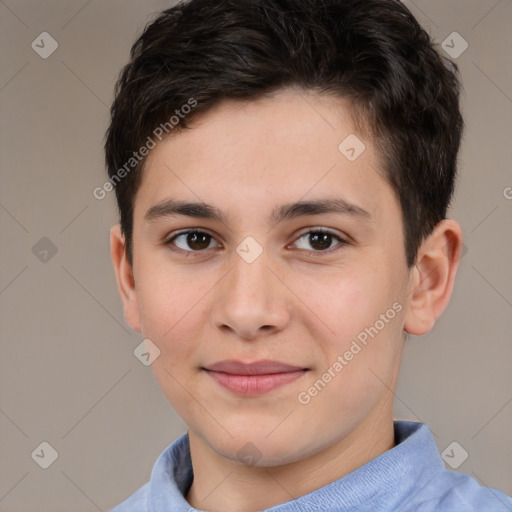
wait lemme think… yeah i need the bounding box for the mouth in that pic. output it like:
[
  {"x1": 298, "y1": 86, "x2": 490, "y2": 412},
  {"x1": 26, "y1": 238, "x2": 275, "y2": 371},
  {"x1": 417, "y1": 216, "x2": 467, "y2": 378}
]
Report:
[{"x1": 202, "y1": 360, "x2": 309, "y2": 396}]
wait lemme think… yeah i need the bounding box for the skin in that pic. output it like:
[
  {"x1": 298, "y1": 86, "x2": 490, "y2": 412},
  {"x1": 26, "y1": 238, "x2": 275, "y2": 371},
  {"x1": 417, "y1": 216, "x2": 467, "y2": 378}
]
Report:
[{"x1": 110, "y1": 88, "x2": 463, "y2": 512}]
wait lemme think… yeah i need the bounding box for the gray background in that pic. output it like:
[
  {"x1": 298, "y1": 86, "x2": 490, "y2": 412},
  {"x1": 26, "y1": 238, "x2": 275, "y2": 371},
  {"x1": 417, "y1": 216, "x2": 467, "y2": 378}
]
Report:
[{"x1": 1, "y1": 0, "x2": 511, "y2": 510}]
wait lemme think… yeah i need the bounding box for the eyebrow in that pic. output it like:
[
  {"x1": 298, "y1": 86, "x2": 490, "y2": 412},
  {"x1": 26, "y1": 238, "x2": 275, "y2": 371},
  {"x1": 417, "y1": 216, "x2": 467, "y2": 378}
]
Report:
[{"x1": 144, "y1": 198, "x2": 372, "y2": 225}]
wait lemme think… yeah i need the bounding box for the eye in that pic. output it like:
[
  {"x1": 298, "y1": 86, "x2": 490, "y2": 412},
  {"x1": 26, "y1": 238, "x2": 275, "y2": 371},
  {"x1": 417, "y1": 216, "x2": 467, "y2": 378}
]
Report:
[
  {"x1": 166, "y1": 230, "x2": 221, "y2": 252},
  {"x1": 292, "y1": 228, "x2": 348, "y2": 254}
]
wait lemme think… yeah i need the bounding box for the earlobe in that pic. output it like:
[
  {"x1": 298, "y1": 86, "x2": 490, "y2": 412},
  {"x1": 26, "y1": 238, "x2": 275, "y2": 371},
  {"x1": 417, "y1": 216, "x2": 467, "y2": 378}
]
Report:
[
  {"x1": 404, "y1": 220, "x2": 463, "y2": 336},
  {"x1": 110, "y1": 224, "x2": 142, "y2": 333}
]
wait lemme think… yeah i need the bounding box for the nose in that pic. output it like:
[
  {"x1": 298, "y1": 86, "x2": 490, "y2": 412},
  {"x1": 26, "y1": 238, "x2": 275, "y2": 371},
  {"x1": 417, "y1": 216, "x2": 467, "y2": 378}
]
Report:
[{"x1": 210, "y1": 250, "x2": 292, "y2": 340}]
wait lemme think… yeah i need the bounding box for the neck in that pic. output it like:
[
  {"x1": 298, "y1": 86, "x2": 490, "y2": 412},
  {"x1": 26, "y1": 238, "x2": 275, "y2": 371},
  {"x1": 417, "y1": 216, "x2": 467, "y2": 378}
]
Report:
[{"x1": 185, "y1": 406, "x2": 395, "y2": 512}]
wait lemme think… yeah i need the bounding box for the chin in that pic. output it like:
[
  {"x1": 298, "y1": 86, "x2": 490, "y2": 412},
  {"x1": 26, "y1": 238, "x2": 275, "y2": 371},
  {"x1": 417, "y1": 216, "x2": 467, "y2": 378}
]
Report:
[{"x1": 204, "y1": 427, "x2": 315, "y2": 468}]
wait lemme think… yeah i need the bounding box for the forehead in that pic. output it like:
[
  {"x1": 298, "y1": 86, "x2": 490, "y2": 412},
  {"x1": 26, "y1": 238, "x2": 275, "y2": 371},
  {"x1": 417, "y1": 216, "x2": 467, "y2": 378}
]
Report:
[{"x1": 135, "y1": 89, "x2": 394, "y2": 225}]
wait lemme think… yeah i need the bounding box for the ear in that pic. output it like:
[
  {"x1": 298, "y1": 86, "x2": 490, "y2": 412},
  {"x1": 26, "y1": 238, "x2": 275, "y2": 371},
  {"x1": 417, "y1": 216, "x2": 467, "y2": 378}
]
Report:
[
  {"x1": 110, "y1": 224, "x2": 141, "y2": 333},
  {"x1": 404, "y1": 219, "x2": 463, "y2": 336}
]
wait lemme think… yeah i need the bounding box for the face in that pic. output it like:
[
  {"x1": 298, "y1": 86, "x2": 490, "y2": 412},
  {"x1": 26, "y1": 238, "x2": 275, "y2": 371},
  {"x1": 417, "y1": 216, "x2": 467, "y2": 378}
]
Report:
[{"x1": 119, "y1": 89, "x2": 414, "y2": 465}]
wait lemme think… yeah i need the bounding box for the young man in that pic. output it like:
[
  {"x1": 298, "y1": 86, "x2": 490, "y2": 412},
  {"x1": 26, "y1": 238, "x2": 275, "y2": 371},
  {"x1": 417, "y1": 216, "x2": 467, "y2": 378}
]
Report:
[{"x1": 105, "y1": 0, "x2": 512, "y2": 510}]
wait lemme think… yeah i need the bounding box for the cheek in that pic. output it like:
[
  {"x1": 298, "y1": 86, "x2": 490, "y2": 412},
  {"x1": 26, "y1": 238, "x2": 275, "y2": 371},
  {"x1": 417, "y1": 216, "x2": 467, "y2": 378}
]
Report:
[
  {"x1": 295, "y1": 266, "x2": 389, "y2": 341},
  {"x1": 293, "y1": 260, "x2": 405, "y2": 378},
  {"x1": 135, "y1": 258, "x2": 208, "y2": 339},
  {"x1": 136, "y1": 267, "x2": 209, "y2": 413}
]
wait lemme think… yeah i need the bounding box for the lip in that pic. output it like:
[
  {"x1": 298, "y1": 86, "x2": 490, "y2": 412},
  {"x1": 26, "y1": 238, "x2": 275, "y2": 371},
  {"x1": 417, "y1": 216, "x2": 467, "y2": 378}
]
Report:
[{"x1": 203, "y1": 360, "x2": 308, "y2": 396}]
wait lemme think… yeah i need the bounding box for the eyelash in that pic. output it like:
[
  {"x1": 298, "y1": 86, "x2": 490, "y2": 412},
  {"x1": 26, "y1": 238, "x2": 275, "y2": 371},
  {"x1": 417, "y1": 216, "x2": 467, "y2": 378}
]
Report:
[{"x1": 163, "y1": 228, "x2": 349, "y2": 257}]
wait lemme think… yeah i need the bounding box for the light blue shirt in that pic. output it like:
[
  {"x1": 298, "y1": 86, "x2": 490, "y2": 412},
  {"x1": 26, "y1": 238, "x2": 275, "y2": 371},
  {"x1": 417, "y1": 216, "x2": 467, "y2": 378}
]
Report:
[{"x1": 110, "y1": 421, "x2": 512, "y2": 511}]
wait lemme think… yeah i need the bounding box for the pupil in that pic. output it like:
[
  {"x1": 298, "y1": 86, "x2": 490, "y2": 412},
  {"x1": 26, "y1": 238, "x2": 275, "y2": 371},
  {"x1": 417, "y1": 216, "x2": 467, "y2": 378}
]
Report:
[
  {"x1": 310, "y1": 232, "x2": 331, "y2": 250},
  {"x1": 188, "y1": 232, "x2": 210, "y2": 250}
]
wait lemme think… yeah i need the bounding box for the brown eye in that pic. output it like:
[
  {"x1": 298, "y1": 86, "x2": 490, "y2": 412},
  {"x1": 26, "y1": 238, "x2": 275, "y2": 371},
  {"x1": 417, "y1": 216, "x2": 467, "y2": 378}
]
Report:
[
  {"x1": 186, "y1": 232, "x2": 211, "y2": 250},
  {"x1": 167, "y1": 230, "x2": 219, "y2": 252},
  {"x1": 293, "y1": 229, "x2": 347, "y2": 253},
  {"x1": 309, "y1": 232, "x2": 333, "y2": 251}
]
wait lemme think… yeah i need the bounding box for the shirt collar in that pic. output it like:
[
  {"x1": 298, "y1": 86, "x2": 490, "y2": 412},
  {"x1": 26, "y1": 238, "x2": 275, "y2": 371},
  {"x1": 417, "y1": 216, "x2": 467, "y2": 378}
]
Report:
[{"x1": 148, "y1": 421, "x2": 444, "y2": 511}]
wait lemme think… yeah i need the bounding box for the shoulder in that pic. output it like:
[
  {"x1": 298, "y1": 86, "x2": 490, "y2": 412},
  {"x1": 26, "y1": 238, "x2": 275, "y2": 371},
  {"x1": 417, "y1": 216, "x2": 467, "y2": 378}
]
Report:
[
  {"x1": 108, "y1": 433, "x2": 192, "y2": 512},
  {"x1": 415, "y1": 469, "x2": 512, "y2": 511},
  {"x1": 391, "y1": 422, "x2": 511, "y2": 511},
  {"x1": 109, "y1": 482, "x2": 149, "y2": 512}
]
